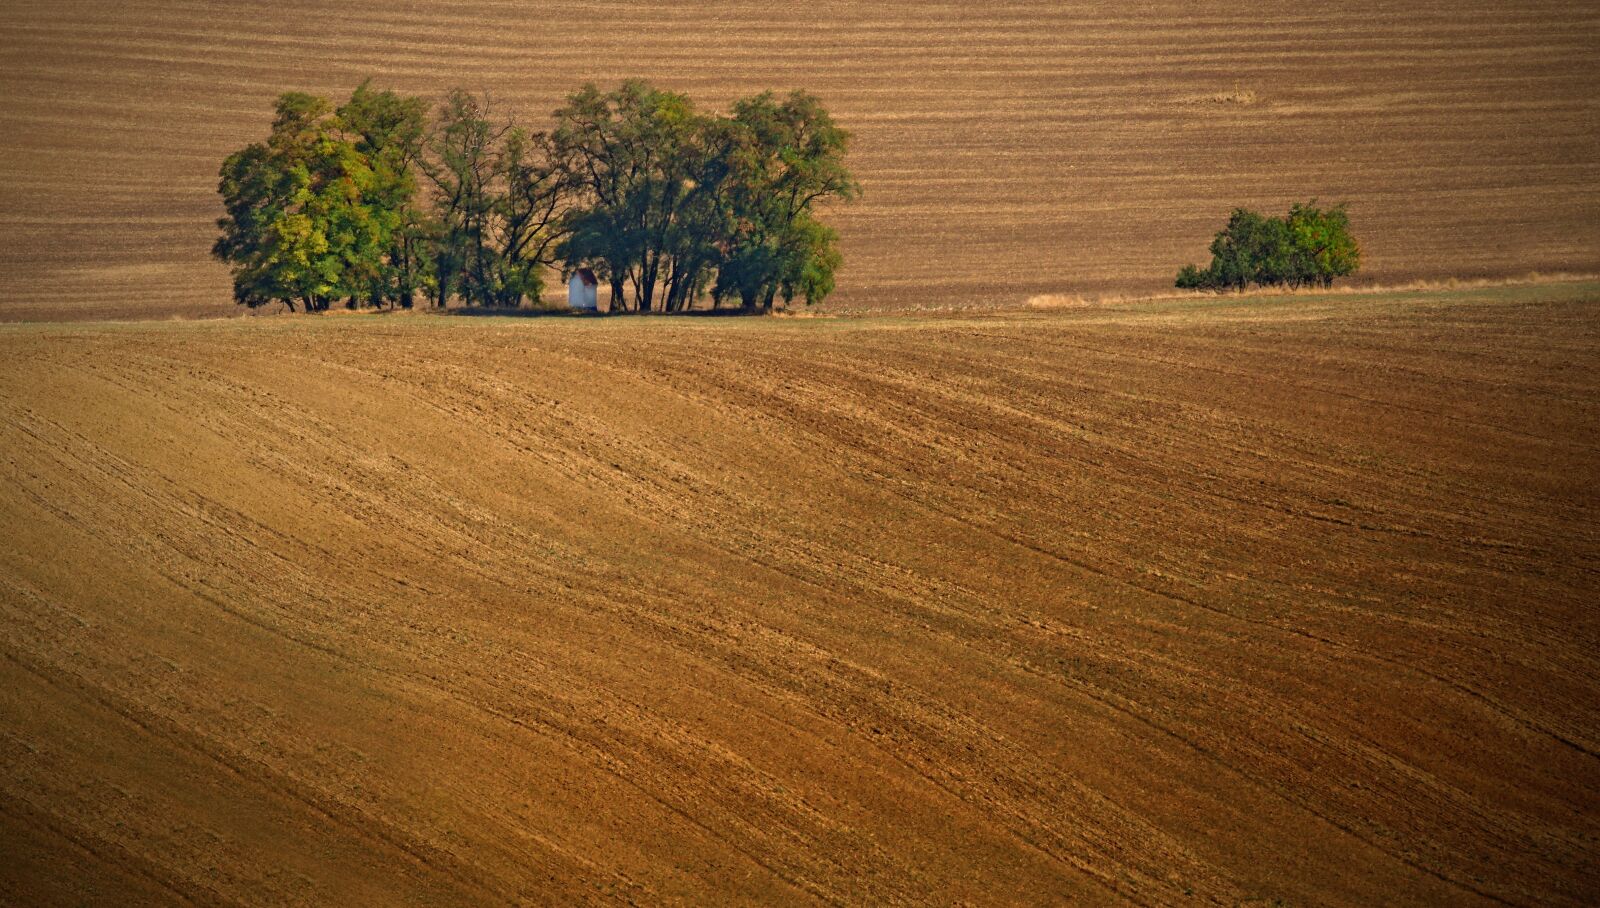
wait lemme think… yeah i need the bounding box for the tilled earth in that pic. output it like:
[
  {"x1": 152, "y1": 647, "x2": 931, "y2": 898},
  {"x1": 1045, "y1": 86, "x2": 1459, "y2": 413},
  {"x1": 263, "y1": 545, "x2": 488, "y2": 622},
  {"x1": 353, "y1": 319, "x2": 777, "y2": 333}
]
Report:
[
  {"x1": 2, "y1": 0, "x2": 1598, "y2": 320},
  {"x1": 1, "y1": 283, "x2": 1597, "y2": 905}
]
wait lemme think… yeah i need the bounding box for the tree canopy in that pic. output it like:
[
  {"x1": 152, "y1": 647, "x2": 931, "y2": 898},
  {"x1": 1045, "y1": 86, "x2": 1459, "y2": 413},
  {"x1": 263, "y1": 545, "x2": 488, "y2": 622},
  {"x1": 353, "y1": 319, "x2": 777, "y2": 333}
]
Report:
[
  {"x1": 214, "y1": 80, "x2": 859, "y2": 313},
  {"x1": 1176, "y1": 202, "x2": 1361, "y2": 292},
  {"x1": 548, "y1": 81, "x2": 859, "y2": 312}
]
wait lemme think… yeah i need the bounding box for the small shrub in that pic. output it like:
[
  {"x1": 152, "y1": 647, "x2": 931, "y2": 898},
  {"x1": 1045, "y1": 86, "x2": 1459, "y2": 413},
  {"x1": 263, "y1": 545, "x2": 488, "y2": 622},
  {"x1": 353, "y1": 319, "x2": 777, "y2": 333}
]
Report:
[{"x1": 1176, "y1": 201, "x2": 1361, "y2": 292}]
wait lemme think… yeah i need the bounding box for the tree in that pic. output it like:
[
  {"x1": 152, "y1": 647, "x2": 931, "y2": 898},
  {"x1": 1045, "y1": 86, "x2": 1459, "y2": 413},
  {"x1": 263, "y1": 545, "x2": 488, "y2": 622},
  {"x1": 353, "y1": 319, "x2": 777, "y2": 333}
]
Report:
[
  {"x1": 336, "y1": 81, "x2": 428, "y2": 307},
  {"x1": 776, "y1": 214, "x2": 843, "y2": 307},
  {"x1": 1176, "y1": 201, "x2": 1361, "y2": 292},
  {"x1": 213, "y1": 92, "x2": 385, "y2": 311},
  {"x1": 485, "y1": 126, "x2": 566, "y2": 307},
  {"x1": 550, "y1": 80, "x2": 706, "y2": 312},
  {"x1": 658, "y1": 116, "x2": 740, "y2": 312},
  {"x1": 552, "y1": 82, "x2": 857, "y2": 312},
  {"x1": 422, "y1": 89, "x2": 502, "y2": 308},
  {"x1": 215, "y1": 86, "x2": 432, "y2": 311},
  {"x1": 718, "y1": 90, "x2": 858, "y2": 309},
  {"x1": 414, "y1": 91, "x2": 569, "y2": 310},
  {"x1": 1285, "y1": 201, "x2": 1360, "y2": 288},
  {"x1": 1207, "y1": 208, "x2": 1288, "y2": 291},
  {"x1": 1174, "y1": 263, "x2": 1211, "y2": 290},
  {"x1": 218, "y1": 79, "x2": 855, "y2": 314}
]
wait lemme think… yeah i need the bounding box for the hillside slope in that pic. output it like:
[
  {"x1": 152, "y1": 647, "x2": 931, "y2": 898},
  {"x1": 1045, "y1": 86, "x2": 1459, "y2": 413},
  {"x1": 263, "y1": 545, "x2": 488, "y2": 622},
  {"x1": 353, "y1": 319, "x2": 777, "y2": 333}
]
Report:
[
  {"x1": 2, "y1": 1, "x2": 1598, "y2": 320},
  {"x1": 2, "y1": 285, "x2": 1598, "y2": 904}
]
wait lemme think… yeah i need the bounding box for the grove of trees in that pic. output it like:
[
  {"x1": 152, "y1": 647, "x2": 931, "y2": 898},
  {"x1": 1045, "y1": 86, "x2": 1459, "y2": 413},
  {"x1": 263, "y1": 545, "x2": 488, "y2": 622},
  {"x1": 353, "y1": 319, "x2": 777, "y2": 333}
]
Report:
[
  {"x1": 213, "y1": 80, "x2": 859, "y2": 313},
  {"x1": 1175, "y1": 202, "x2": 1361, "y2": 292}
]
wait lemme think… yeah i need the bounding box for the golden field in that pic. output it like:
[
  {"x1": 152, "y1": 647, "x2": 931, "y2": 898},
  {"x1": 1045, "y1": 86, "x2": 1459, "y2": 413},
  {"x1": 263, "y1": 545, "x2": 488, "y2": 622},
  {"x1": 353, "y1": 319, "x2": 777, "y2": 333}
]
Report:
[{"x1": 2, "y1": 283, "x2": 1598, "y2": 904}]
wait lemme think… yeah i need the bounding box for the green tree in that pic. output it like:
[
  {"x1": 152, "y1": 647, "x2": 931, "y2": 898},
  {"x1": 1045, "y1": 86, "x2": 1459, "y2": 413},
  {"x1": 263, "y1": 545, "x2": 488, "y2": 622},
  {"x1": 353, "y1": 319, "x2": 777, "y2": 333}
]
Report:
[
  {"x1": 777, "y1": 215, "x2": 843, "y2": 307},
  {"x1": 422, "y1": 90, "x2": 569, "y2": 308},
  {"x1": 422, "y1": 89, "x2": 501, "y2": 308},
  {"x1": 1174, "y1": 263, "x2": 1213, "y2": 290},
  {"x1": 485, "y1": 126, "x2": 565, "y2": 307},
  {"x1": 550, "y1": 82, "x2": 860, "y2": 313},
  {"x1": 336, "y1": 81, "x2": 429, "y2": 307},
  {"x1": 1206, "y1": 208, "x2": 1288, "y2": 291},
  {"x1": 658, "y1": 115, "x2": 743, "y2": 312},
  {"x1": 1176, "y1": 202, "x2": 1360, "y2": 292},
  {"x1": 1285, "y1": 201, "x2": 1361, "y2": 288},
  {"x1": 550, "y1": 80, "x2": 706, "y2": 312},
  {"x1": 213, "y1": 92, "x2": 385, "y2": 311},
  {"x1": 718, "y1": 90, "x2": 858, "y2": 309}
]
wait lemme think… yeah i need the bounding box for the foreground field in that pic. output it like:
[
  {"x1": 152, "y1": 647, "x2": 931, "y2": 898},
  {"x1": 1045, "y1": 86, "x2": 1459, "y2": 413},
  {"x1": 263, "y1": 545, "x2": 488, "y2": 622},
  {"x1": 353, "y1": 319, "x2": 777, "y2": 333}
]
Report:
[
  {"x1": 2, "y1": 1, "x2": 1598, "y2": 320},
  {"x1": 2, "y1": 284, "x2": 1599, "y2": 905}
]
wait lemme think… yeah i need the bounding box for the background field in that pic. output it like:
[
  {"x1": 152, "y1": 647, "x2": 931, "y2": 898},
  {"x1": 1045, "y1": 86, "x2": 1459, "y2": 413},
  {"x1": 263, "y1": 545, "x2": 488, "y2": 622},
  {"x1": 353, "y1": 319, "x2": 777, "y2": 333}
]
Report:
[
  {"x1": 2, "y1": 283, "x2": 1597, "y2": 904},
  {"x1": 2, "y1": 0, "x2": 1599, "y2": 320}
]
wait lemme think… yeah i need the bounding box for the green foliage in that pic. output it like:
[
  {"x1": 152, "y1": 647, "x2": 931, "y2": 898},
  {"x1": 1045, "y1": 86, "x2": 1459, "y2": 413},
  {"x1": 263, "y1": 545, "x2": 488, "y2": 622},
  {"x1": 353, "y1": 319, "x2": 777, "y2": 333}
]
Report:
[
  {"x1": 552, "y1": 81, "x2": 858, "y2": 312},
  {"x1": 422, "y1": 89, "x2": 499, "y2": 308},
  {"x1": 337, "y1": 81, "x2": 428, "y2": 307},
  {"x1": 1175, "y1": 201, "x2": 1361, "y2": 292},
  {"x1": 780, "y1": 215, "x2": 842, "y2": 308},
  {"x1": 213, "y1": 92, "x2": 387, "y2": 311},
  {"x1": 215, "y1": 79, "x2": 857, "y2": 314},
  {"x1": 1285, "y1": 201, "x2": 1361, "y2": 288},
  {"x1": 715, "y1": 90, "x2": 858, "y2": 310},
  {"x1": 1174, "y1": 263, "x2": 1208, "y2": 290},
  {"x1": 550, "y1": 81, "x2": 712, "y2": 312},
  {"x1": 491, "y1": 126, "x2": 565, "y2": 306}
]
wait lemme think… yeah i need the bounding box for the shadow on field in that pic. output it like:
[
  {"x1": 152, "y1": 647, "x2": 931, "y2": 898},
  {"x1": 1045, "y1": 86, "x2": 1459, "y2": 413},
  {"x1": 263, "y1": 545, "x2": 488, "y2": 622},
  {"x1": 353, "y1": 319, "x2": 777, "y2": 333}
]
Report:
[{"x1": 445, "y1": 306, "x2": 769, "y2": 319}]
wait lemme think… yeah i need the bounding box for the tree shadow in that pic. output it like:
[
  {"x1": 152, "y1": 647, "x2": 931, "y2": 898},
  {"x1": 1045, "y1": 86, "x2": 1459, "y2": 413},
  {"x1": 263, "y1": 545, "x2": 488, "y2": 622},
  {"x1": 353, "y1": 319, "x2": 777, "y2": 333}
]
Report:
[
  {"x1": 661, "y1": 307, "x2": 769, "y2": 318},
  {"x1": 444, "y1": 306, "x2": 592, "y2": 319},
  {"x1": 444, "y1": 305, "x2": 770, "y2": 319}
]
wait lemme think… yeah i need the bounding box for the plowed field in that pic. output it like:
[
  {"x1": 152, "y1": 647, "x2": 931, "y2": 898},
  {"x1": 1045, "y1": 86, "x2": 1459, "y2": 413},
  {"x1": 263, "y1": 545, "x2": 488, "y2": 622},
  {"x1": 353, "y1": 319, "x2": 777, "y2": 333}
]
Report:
[
  {"x1": 2, "y1": 1, "x2": 1598, "y2": 320},
  {"x1": 2, "y1": 283, "x2": 1597, "y2": 905}
]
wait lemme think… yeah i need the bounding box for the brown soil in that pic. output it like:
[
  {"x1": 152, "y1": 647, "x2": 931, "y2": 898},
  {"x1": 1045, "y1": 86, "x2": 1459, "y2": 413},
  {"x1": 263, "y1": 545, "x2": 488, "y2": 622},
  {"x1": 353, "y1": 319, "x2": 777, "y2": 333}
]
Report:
[
  {"x1": 2, "y1": 1, "x2": 1598, "y2": 321},
  {"x1": 2, "y1": 283, "x2": 1597, "y2": 905}
]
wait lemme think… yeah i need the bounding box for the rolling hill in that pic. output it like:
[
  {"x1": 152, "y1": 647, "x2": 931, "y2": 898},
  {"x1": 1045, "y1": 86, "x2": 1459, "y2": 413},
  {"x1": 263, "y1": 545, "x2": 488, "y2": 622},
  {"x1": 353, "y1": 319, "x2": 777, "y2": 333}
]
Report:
[{"x1": 2, "y1": 284, "x2": 1597, "y2": 904}]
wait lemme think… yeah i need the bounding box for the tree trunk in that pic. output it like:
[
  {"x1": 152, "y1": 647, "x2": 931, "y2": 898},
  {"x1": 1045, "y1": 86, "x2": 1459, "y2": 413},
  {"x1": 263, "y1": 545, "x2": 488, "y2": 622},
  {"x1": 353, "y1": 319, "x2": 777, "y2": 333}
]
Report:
[
  {"x1": 640, "y1": 254, "x2": 659, "y2": 313},
  {"x1": 668, "y1": 264, "x2": 685, "y2": 312},
  {"x1": 610, "y1": 276, "x2": 626, "y2": 313}
]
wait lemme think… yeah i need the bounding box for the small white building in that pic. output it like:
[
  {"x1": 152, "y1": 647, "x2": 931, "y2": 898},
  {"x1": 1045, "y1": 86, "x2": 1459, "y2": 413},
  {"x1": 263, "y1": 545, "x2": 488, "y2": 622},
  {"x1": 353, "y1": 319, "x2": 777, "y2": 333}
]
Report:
[{"x1": 567, "y1": 268, "x2": 598, "y2": 311}]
